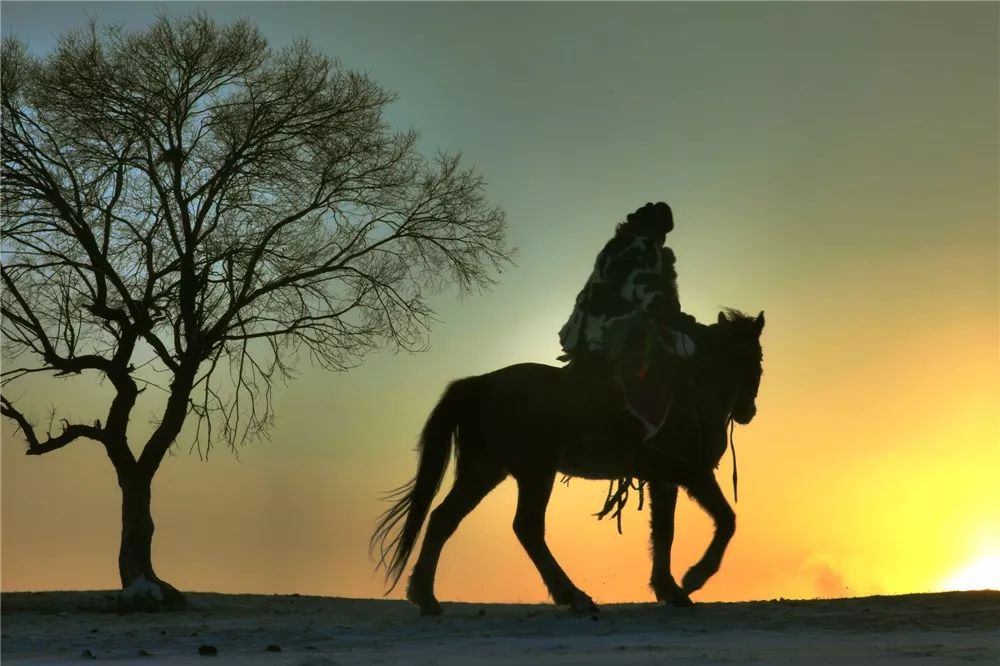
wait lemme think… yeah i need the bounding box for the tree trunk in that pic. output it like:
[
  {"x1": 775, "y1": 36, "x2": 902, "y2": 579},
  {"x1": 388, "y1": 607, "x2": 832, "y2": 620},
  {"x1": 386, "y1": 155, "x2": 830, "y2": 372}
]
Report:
[{"x1": 116, "y1": 473, "x2": 186, "y2": 612}]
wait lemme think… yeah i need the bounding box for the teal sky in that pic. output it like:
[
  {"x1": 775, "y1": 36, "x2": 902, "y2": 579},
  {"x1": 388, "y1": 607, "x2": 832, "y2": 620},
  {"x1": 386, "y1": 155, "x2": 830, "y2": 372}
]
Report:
[{"x1": 2, "y1": 2, "x2": 997, "y2": 602}]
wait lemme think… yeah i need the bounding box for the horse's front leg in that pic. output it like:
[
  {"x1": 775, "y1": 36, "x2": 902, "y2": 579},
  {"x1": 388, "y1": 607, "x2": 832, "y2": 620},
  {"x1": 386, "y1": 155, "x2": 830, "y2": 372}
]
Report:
[
  {"x1": 681, "y1": 472, "x2": 735, "y2": 595},
  {"x1": 648, "y1": 481, "x2": 693, "y2": 606}
]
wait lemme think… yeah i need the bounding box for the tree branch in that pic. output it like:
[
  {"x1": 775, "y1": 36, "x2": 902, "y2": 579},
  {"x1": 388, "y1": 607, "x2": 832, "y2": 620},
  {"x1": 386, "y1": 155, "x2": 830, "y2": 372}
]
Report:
[{"x1": 1, "y1": 395, "x2": 104, "y2": 454}]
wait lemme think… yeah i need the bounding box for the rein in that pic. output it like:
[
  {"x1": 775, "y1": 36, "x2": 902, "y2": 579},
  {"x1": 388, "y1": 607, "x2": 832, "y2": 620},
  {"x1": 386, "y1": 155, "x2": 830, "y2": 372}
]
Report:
[{"x1": 729, "y1": 417, "x2": 738, "y2": 503}]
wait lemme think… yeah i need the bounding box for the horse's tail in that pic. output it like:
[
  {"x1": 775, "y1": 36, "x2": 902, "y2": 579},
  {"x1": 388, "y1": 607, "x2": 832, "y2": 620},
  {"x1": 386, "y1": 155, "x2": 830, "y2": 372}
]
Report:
[{"x1": 369, "y1": 377, "x2": 479, "y2": 593}]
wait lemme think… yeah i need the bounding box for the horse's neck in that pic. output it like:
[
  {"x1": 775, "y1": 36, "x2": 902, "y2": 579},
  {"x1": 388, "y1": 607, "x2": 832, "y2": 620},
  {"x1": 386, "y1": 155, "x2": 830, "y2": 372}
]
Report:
[{"x1": 689, "y1": 346, "x2": 739, "y2": 417}]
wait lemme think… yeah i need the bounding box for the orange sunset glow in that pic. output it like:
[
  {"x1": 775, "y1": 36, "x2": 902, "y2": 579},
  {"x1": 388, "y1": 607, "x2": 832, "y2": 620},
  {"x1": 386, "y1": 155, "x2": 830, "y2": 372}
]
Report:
[{"x1": 1, "y1": 2, "x2": 997, "y2": 608}]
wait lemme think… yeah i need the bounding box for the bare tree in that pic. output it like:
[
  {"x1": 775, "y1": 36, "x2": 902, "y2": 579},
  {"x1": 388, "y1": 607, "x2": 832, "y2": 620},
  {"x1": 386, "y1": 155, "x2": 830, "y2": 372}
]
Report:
[{"x1": 1, "y1": 14, "x2": 510, "y2": 611}]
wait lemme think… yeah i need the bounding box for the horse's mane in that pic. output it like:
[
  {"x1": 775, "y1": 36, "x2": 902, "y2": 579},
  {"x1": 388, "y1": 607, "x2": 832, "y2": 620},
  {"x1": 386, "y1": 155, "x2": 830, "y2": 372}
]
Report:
[
  {"x1": 713, "y1": 308, "x2": 762, "y2": 344},
  {"x1": 718, "y1": 308, "x2": 754, "y2": 326}
]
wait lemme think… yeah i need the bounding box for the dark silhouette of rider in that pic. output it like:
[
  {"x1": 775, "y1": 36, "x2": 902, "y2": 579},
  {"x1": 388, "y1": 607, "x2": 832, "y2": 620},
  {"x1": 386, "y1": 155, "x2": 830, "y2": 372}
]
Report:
[{"x1": 559, "y1": 202, "x2": 696, "y2": 440}]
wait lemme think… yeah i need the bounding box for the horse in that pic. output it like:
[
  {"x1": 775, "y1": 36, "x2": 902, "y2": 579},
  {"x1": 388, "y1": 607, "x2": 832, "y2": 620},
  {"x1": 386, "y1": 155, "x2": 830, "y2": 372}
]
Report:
[{"x1": 371, "y1": 309, "x2": 765, "y2": 615}]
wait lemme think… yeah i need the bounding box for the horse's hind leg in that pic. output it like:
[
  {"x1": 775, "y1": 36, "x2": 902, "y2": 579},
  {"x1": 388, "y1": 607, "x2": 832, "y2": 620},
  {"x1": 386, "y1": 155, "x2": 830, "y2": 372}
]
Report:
[
  {"x1": 512, "y1": 473, "x2": 597, "y2": 613},
  {"x1": 680, "y1": 472, "x2": 735, "y2": 595},
  {"x1": 648, "y1": 481, "x2": 693, "y2": 606},
  {"x1": 407, "y1": 455, "x2": 505, "y2": 616}
]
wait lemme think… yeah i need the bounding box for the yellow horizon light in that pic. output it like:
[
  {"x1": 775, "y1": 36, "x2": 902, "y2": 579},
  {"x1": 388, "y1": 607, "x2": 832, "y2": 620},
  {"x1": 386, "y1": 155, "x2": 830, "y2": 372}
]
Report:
[{"x1": 938, "y1": 554, "x2": 1000, "y2": 592}]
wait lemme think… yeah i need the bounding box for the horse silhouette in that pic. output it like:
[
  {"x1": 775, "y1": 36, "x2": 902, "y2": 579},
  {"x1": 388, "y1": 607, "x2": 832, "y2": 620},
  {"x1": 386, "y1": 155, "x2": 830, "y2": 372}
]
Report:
[{"x1": 371, "y1": 309, "x2": 765, "y2": 614}]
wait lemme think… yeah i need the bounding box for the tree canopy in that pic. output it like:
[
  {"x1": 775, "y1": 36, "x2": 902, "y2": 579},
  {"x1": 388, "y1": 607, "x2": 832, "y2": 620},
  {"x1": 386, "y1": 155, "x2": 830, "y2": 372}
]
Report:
[{"x1": 1, "y1": 14, "x2": 511, "y2": 463}]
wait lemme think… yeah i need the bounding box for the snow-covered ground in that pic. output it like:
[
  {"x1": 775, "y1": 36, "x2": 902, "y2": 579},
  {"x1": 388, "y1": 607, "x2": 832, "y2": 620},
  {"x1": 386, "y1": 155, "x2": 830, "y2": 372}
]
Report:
[{"x1": 2, "y1": 591, "x2": 997, "y2": 665}]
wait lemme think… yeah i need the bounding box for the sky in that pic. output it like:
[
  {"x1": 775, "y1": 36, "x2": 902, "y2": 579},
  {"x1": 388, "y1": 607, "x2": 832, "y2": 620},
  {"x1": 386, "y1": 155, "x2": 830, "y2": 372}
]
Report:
[{"x1": 1, "y1": 2, "x2": 997, "y2": 605}]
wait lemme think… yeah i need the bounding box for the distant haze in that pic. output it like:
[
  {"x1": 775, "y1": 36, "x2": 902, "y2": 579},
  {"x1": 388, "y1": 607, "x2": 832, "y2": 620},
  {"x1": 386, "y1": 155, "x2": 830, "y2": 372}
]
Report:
[{"x1": 2, "y1": 2, "x2": 997, "y2": 603}]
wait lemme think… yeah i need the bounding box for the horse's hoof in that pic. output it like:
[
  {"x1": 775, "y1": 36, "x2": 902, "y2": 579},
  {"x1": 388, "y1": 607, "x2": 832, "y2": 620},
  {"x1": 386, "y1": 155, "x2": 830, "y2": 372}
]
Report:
[
  {"x1": 654, "y1": 584, "x2": 693, "y2": 607},
  {"x1": 569, "y1": 592, "x2": 598, "y2": 614},
  {"x1": 407, "y1": 576, "x2": 442, "y2": 616},
  {"x1": 418, "y1": 599, "x2": 444, "y2": 616},
  {"x1": 670, "y1": 593, "x2": 694, "y2": 607},
  {"x1": 681, "y1": 567, "x2": 709, "y2": 594}
]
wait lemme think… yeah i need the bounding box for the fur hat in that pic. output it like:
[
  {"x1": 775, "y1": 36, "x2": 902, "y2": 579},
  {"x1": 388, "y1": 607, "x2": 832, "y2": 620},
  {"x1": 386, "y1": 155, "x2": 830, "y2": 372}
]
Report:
[{"x1": 626, "y1": 202, "x2": 673, "y2": 234}]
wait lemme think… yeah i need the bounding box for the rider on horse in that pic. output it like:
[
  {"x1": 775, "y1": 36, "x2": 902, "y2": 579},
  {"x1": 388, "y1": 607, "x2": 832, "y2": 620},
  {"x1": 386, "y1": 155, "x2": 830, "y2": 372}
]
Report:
[{"x1": 559, "y1": 202, "x2": 699, "y2": 441}]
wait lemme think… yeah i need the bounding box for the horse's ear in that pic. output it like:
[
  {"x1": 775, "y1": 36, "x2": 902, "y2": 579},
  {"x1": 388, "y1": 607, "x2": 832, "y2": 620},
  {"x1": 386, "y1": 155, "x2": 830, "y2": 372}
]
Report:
[
  {"x1": 754, "y1": 311, "x2": 765, "y2": 334},
  {"x1": 717, "y1": 311, "x2": 727, "y2": 325}
]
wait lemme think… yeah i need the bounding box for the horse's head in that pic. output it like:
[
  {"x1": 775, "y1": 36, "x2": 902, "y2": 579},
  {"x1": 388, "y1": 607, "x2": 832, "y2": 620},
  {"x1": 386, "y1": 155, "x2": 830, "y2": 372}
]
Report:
[{"x1": 713, "y1": 310, "x2": 765, "y2": 425}]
